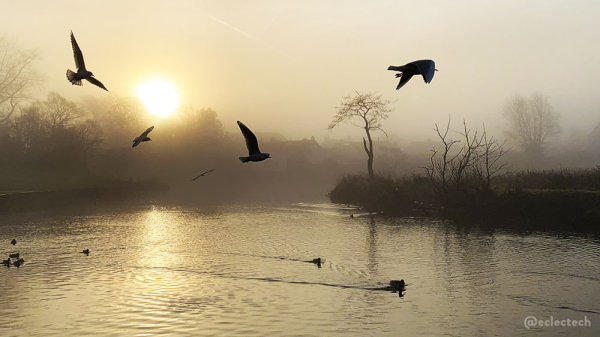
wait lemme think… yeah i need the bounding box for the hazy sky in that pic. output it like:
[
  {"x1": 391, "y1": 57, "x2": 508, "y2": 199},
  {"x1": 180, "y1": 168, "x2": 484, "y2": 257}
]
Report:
[{"x1": 2, "y1": 0, "x2": 600, "y2": 143}]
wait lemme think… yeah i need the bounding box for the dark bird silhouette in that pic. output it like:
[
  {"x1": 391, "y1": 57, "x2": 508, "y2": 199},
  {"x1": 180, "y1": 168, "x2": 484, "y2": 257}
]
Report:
[
  {"x1": 191, "y1": 169, "x2": 215, "y2": 181},
  {"x1": 237, "y1": 121, "x2": 270, "y2": 163},
  {"x1": 13, "y1": 260, "x2": 22, "y2": 268},
  {"x1": 10, "y1": 239, "x2": 16, "y2": 245},
  {"x1": 66, "y1": 31, "x2": 109, "y2": 92},
  {"x1": 309, "y1": 257, "x2": 322, "y2": 268},
  {"x1": 388, "y1": 60, "x2": 437, "y2": 90},
  {"x1": 132, "y1": 126, "x2": 154, "y2": 147},
  {"x1": 8, "y1": 253, "x2": 19, "y2": 259},
  {"x1": 82, "y1": 249, "x2": 90, "y2": 256},
  {"x1": 2, "y1": 259, "x2": 10, "y2": 267}
]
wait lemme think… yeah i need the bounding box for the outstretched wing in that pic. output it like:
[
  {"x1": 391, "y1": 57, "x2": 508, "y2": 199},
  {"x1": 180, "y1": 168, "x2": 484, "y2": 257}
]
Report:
[
  {"x1": 140, "y1": 126, "x2": 154, "y2": 138},
  {"x1": 237, "y1": 121, "x2": 260, "y2": 155},
  {"x1": 70, "y1": 31, "x2": 86, "y2": 71},
  {"x1": 396, "y1": 73, "x2": 414, "y2": 90},
  {"x1": 85, "y1": 77, "x2": 109, "y2": 92},
  {"x1": 412, "y1": 59, "x2": 436, "y2": 83},
  {"x1": 191, "y1": 169, "x2": 215, "y2": 181}
]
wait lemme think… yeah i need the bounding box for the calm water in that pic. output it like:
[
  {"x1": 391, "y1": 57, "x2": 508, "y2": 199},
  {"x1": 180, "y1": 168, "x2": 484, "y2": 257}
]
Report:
[{"x1": 0, "y1": 203, "x2": 599, "y2": 336}]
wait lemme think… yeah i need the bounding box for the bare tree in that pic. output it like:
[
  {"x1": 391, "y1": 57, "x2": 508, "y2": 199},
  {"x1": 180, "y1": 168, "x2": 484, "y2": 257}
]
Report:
[
  {"x1": 503, "y1": 93, "x2": 560, "y2": 156},
  {"x1": 39, "y1": 92, "x2": 83, "y2": 132},
  {"x1": 0, "y1": 36, "x2": 42, "y2": 125},
  {"x1": 328, "y1": 91, "x2": 395, "y2": 178},
  {"x1": 424, "y1": 117, "x2": 510, "y2": 205}
]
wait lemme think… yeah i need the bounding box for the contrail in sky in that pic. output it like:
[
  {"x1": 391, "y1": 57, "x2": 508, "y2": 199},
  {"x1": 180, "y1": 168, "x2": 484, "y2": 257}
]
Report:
[{"x1": 206, "y1": 12, "x2": 298, "y2": 64}]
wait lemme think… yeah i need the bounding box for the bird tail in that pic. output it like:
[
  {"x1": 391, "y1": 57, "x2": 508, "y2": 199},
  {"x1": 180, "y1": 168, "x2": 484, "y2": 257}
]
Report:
[
  {"x1": 239, "y1": 157, "x2": 250, "y2": 163},
  {"x1": 387, "y1": 66, "x2": 402, "y2": 71},
  {"x1": 66, "y1": 69, "x2": 82, "y2": 86}
]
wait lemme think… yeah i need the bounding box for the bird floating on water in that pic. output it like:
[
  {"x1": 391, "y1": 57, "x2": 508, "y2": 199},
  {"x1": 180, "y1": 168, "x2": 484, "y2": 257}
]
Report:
[
  {"x1": 10, "y1": 239, "x2": 16, "y2": 245},
  {"x1": 237, "y1": 121, "x2": 270, "y2": 163},
  {"x1": 191, "y1": 169, "x2": 215, "y2": 181},
  {"x1": 9, "y1": 253, "x2": 19, "y2": 259},
  {"x1": 132, "y1": 126, "x2": 154, "y2": 147},
  {"x1": 387, "y1": 60, "x2": 437, "y2": 90},
  {"x1": 82, "y1": 249, "x2": 90, "y2": 256},
  {"x1": 66, "y1": 31, "x2": 109, "y2": 92}
]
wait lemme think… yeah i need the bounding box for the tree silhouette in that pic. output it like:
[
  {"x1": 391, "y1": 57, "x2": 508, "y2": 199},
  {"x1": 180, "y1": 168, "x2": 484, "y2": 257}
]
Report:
[
  {"x1": 503, "y1": 93, "x2": 560, "y2": 157},
  {"x1": 0, "y1": 36, "x2": 42, "y2": 125},
  {"x1": 328, "y1": 91, "x2": 394, "y2": 178}
]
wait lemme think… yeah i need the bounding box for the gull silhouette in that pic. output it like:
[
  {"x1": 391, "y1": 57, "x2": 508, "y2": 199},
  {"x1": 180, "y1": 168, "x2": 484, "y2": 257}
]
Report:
[
  {"x1": 132, "y1": 126, "x2": 154, "y2": 148},
  {"x1": 66, "y1": 31, "x2": 109, "y2": 92},
  {"x1": 387, "y1": 59, "x2": 437, "y2": 90},
  {"x1": 237, "y1": 121, "x2": 270, "y2": 163},
  {"x1": 191, "y1": 169, "x2": 215, "y2": 181}
]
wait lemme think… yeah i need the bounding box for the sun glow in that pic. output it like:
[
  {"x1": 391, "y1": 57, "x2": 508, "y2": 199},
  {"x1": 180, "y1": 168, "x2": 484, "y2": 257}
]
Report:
[{"x1": 136, "y1": 79, "x2": 180, "y2": 118}]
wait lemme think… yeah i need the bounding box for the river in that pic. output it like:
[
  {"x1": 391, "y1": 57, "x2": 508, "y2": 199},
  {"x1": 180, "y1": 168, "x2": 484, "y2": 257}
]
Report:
[{"x1": 1, "y1": 203, "x2": 598, "y2": 336}]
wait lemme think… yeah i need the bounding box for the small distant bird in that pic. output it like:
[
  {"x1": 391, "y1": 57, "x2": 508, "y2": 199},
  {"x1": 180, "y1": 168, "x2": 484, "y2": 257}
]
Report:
[
  {"x1": 10, "y1": 239, "x2": 16, "y2": 245},
  {"x1": 66, "y1": 31, "x2": 109, "y2": 92},
  {"x1": 191, "y1": 169, "x2": 215, "y2": 181},
  {"x1": 13, "y1": 260, "x2": 22, "y2": 268},
  {"x1": 132, "y1": 126, "x2": 154, "y2": 147},
  {"x1": 82, "y1": 249, "x2": 90, "y2": 256},
  {"x1": 2, "y1": 259, "x2": 10, "y2": 266},
  {"x1": 387, "y1": 59, "x2": 437, "y2": 90},
  {"x1": 310, "y1": 257, "x2": 322, "y2": 267},
  {"x1": 237, "y1": 121, "x2": 270, "y2": 163},
  {"x1": 8, "y1": 253, "x2": 19, "y2": 259}
]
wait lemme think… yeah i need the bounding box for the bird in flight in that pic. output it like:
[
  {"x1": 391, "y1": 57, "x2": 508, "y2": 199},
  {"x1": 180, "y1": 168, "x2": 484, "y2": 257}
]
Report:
[
  {"x1": 387, "y1": 59, "x2": 437, "y2": 90},
  {"x1": 237, "y1": 121, "x2": 270, "y2": 163},
  {"x1": 132, "y1": 126, "x2": 154, "y2": 147},
  {"x1": 191, "y1": 169, "x2": 215, "y2": 181},
  {"x1": 66, "y1": 31, "x2": 109, "y2": 92}
]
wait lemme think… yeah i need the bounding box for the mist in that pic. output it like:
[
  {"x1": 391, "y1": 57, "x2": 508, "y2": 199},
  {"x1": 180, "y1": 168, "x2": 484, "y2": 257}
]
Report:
[{"x1": 2, "y1": 0, "x2": 600, "y2": 203}]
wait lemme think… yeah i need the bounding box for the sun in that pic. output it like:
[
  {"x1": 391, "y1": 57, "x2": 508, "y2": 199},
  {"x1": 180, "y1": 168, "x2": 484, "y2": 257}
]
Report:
[{"x1": 136, "y1": 79, "x2": 180, "y2": 118}]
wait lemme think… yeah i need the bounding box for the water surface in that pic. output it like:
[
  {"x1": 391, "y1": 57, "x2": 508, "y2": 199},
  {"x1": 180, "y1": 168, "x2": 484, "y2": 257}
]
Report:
[{"x1": 1, "y1": 203, "x2": 599, "y2": 336}]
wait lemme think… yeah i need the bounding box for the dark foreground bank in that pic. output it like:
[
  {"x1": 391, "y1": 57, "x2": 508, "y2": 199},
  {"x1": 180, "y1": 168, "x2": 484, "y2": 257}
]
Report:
[{"x1": 330, "y1": 172, "x2": 600, "y2": 234}]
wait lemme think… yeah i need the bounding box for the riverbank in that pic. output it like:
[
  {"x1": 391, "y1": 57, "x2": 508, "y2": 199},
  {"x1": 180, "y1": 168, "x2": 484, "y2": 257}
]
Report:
[
  {"x1": 329, "y1": 171, "x2": 600, "y2": 234},
  {"x1": 0, "y1": 180, "x2": 170, "y2": 214}
]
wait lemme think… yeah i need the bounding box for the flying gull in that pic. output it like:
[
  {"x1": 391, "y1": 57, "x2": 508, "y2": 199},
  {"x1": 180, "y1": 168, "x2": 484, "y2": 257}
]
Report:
[
  {"x1": 237, "y1": 121, "x2": 270, "y2": 163},
  {"x1": 191, "y1": 169, "x2": 215, "y2": 181},
  {"x1": 132, "y1": 126, "x2": 154, "y2": 148},
  {"x1": 66, "y1": 31, "x2": 109, "y2": 92},
  {"x1": 387, "y1": 60, "x2": 437, "y2": 90}
]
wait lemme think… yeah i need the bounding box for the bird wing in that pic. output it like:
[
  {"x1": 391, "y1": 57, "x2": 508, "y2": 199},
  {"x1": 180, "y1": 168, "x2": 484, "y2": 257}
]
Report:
[
  {"x1": 237, "y1": 121, "x2": 261, "y2": 155},
  {"x1": 140, "y1": 126, "x2": 155, "y2": 138},
  {"x1": 85, "y1": 77, "x2": 109, "y2": 91},
  {"x1": 396, "y1": 73, "x2": 414, "y2": 90},
  {"x1": 412, "y1": 60, "x2": 436, "y2": 83},
  {"x1": 191, "y1": 169, "x2": 214, "y2": 181},
  {"x1": 70, "y1": 31, "x2": 86, "y2": 71}
]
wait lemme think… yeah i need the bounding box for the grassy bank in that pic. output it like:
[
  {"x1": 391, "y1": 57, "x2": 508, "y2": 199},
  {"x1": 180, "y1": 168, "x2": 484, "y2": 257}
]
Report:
[
  {"x1": 0, "y1": 180, "x2": 170, "y2": 214},
  {"x1": 330, "y1": 169, "x2": 600, "y2": 234}
]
